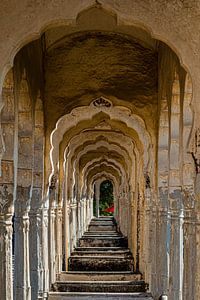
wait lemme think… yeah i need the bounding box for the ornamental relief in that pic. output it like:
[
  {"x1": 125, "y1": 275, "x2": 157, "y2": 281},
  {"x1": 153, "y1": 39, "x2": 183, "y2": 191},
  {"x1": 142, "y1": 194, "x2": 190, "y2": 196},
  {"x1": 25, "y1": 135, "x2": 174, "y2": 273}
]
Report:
[
  {"x1": 91, "y1": 97, "x2": 112, "y2": 108},
  {"x1": 191, "y1": 128, "x2": 200, "y2": 173},
  {"x1": 0, "y1": 185, "x2": 13, "y2": 215}
]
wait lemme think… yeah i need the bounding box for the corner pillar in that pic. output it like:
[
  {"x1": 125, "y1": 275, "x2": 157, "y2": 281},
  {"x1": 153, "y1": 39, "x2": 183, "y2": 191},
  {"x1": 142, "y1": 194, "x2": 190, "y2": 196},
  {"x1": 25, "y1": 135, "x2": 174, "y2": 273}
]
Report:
[
  {"x1": 0, "y1": 185, "x2": 14, "y2": 300},
  {"x1": 29, "y1": 188, "x2": 44, "y2": 300},
  {"x1": 14, "y1": 186, "x2": 31, "y2": 300}
]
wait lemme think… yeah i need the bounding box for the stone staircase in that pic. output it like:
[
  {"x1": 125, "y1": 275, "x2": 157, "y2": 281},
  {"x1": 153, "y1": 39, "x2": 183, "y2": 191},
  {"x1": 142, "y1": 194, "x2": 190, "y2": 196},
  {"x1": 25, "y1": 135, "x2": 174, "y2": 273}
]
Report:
[{"x1": 48, "y1": 216, "x2": 153, "y2": 300}]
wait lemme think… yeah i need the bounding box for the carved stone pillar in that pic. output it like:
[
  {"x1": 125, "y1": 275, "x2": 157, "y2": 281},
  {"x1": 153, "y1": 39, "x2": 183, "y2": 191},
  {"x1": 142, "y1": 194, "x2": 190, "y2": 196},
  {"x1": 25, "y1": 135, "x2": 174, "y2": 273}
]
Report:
[
  {"x1": 55, "y1": 206, "x2": 63, "y2": 274},
  {"x1": 42, "y1": 207, "x2": 49, "y2": 299},
  {"x1": 64, "y1": 202, "x2": 70, "y2": 271},
  {"x1": 156, "y1": 207, "x2": 169, "y2": 298},
  {"x1": 157, "y1": 187, "x2": 169, "y2": 298},
  {"x1": 0, "y1": 185, "x2": 13, "y2": 300},
  {"x1": 48, "y1": 188, "x2": 56, "y2": 286},
  {"x1": 95, "y1": 181, "x2": 100, "y2": 218},
  {"x1": 149, "y1": 205, "x2": 157, "y2": 296},
  {"x1": 168, "y1": 189, "x2": 183, "y2": 300},
  {"x1": 14, "y1": 186, "x2": 31, "y2": 300},
  {"x1": 29, "y1": 188, "x2": 43, "y2": 300},
  {"x1": 90, "y1": 197, "x2": 93, "y2": 221},
  {"x1": 86, "y1": 198, "x2": 90, "y2": 228},
  {"x1": 182, "y1": 190, "x2": 196, "y2": 300},
  {"x1": 71, "y1": 204, "x2": 77, "y2": 250},
  {"x1": 77, "y1": 200, "x2": 81, "y2": 239}
]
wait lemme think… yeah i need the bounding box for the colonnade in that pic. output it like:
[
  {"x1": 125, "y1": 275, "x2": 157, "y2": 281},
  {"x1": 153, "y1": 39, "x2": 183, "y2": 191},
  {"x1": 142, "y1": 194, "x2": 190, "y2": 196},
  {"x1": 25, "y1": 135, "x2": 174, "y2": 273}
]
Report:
[{"x1": 0, "y1": 11, "x2": 198, "y2": 300}]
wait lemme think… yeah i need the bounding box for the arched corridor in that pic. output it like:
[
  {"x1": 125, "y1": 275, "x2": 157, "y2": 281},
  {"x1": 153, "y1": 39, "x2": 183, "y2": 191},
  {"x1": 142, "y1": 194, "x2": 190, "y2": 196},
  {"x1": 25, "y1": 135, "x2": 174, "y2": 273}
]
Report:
[{"x1": 0, "y1": 2, "x2": 199, "y2": 300}]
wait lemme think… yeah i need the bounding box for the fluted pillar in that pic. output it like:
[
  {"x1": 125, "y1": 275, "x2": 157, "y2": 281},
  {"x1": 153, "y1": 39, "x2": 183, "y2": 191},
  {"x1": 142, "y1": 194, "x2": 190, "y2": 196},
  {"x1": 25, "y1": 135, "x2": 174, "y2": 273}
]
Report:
[
  {"x1": 48, "y1": 188, "x2": 56, "y2": 286},
  {"x1": 29, "y1": 188, "x2": 43, "y2": 300},
  {"x1": 168, "y1": 190, "x2": 183, "y2": 300},
  {"x1": 0, "y1": 185, "x2": 14, "y2": 300},
  {"x1": 55, "y1": 206, "x2": 63, "y2": 274},
  {"x1": 14, "y1": 186, "x2": 31, "y2": 300},
  {"x1": 42, "y1": 207, "x2": 49, "y2": 298},
  {"x1": 95, "y1": 181, "x2": 100, "y2": 218}
]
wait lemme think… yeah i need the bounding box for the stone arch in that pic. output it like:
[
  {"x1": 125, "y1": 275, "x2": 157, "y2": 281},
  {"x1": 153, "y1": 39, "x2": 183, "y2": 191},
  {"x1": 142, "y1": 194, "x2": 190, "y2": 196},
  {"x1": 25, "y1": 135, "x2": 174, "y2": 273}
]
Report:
[
  {"x1": 69, "y1": 140, "x2": 132, "y2": 190},
  {"x1": 59, "y1": 130, "x2": 137, "y2": 200},
  {"x1": 81, "y1": 156, "x2": 128, "y2": 196},
  {"x1": 0, "y1": 0, "x2": 195, "y2": 93},
  {"x1": 50, "y1": 103, "x2": 151, "y2": 184}
]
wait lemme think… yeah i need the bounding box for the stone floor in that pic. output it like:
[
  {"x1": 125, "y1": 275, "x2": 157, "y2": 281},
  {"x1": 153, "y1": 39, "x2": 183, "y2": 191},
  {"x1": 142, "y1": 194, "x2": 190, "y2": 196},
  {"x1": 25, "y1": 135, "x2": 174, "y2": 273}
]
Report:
[{"x1": 48, "y1": 217, "x2": 153, "y2": 299}]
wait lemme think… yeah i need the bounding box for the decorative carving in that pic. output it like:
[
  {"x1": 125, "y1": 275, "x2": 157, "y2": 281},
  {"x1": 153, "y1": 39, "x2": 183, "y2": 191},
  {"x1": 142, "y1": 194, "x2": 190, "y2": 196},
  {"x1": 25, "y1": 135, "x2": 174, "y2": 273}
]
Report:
[
  {"x1": 91, "y1": 97, "x2": 112, "y2": 108},
  {"x1": 50, "y1": 174, "x2": 57, "y2": 190},
  {"x1": 30, "y1": 187, "x2": 42, "y2": 211},
  {"x1": 0, "y1": 185, "x2": 13, "y2": 215},
  {"x1": 94, "y1": 121, "x2": 112, "y2": 130},
  {"x1": 15, "y1": 186, "x2": 31, "y2": 214},
  {"x1": 191, "y1": 128, "x2": 200, "y2": 173},
  {"x1": 0, "y1": 126, "x2": 6, "y2": 176},
  {"x1": 183, "y1": 188, "x2": 195, "y2": 210},
  {"x1": 145, "y1": 173, "x2": 151, "y2": 189}
]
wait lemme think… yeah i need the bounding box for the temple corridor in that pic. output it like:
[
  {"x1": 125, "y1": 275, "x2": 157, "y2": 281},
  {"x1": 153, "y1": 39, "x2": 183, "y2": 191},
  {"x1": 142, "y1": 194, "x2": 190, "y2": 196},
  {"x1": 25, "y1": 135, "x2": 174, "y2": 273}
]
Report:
[{"x1": 0, "y1": 2, "x2": 198, "y2": 300}]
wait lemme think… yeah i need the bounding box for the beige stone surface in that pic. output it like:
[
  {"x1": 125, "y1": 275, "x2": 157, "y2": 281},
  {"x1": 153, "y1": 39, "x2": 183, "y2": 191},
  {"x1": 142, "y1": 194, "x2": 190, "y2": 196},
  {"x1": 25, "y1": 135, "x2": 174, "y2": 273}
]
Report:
[{"x1": 0, "y1": 1, "x2": 200, "y2": 300}]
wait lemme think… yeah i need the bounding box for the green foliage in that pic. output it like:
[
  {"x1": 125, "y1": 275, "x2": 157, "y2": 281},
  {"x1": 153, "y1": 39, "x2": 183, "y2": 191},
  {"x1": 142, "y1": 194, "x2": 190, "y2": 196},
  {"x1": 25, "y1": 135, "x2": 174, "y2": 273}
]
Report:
[{"x1": 99, "y1": 180, "x2": 114, "y2": 216}]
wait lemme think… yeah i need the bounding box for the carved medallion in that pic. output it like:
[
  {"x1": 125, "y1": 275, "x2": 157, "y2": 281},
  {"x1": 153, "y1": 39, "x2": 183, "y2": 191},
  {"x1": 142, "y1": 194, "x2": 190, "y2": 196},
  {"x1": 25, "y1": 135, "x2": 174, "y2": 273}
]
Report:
[{"x1": 91, "y1": 97, "x2": 112, "y2": 108}]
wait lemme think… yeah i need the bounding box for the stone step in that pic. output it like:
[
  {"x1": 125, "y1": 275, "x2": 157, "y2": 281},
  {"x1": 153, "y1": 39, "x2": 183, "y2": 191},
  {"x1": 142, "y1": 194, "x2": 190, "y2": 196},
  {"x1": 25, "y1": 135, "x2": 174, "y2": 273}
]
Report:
[
  {"x1": 71, "y1": 250, "x2": 132, "y2": 257},
  {"x1": 83, "y1": 232, "x2": 120, "y2": 237},
  {"x1": 79, "y1": 237, "x2": 128, "y2": 248},
  {"x1": 68, "y1": 256, "x2": 134, "y2": 271},
  {"x1": 88, "y1": 224, "x2": 116, "y2": 231},
  {"x1": 52, "y1": 280, "x2": 147, "y2": 293},
  {"x1": 92, "y1": 217, "x2": 114, "y2": 221},
  {"x1": 90, "y1": 218, "x2": 115, "y2": 224},
  {"x1": 48, "y1": 292, "x2": 154, "y2": 299},
  {"x1": 75, "y1": 247, "x2": 127, "y2": 252},
  {"x1": 89, "y1": 222, "x2": 115, "y2": 227},
  {"x1": 49, "y1": 217, "x2": 153, "y2": 299},
  {"x1": 57, "y1": 271, "x2": 142, "y2": 281}
]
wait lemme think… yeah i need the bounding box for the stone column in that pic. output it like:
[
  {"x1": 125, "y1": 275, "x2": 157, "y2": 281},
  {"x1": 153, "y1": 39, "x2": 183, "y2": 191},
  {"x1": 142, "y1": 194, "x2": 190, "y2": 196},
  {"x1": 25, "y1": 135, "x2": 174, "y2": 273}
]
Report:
[
  {"x1": 77, "y1": 200, "x2": 81, "y2": 238},
  {"x1": 71, "y1": 204, "x2": 77, "y2": 250},
  {"x1": 156, "y1": 206, "x2": 169, "y2": 298},
  {"x1": 55, "y1": 205, "x2": 63, "y2": 274},
  {"x1": 168, "y1": 190, "x2": 183, "y2": 300},
  {"x1": 48, "y1": 188, "x2": 56, "y2": 286},
  {"x1": 95, "y1": 181, "x2": 100, "y2": 218},
  {"x1": 195, "y1": 209, "x2": 200, "y2": 300},
  {"x1": 29, "y1": 188, "x2": 43, "y2": 300},
  {"x1": 182, "y1": 191, "x2": 196, "y2": 300},
  {"x1": 64, "y1": 202, "x2": 70, "y2": 270},
  {"x1": 14, "y1": 186, "x2": 31, "y2": 300},
  {"x1": 90, "y1": 197, "x2": 93, "y2": 220},
  {"x1": 80, "y1": 199, "x2": 84, "y2": 236},
  {"x1": 86, "y1": 198, "x2": 90, "y2": 228},
  {"x1": 0, "y1": 185, "x2": 13, "y2": 300},
  {"x1": 42, "y1": 207, "x2": 49, "y2": 299}
]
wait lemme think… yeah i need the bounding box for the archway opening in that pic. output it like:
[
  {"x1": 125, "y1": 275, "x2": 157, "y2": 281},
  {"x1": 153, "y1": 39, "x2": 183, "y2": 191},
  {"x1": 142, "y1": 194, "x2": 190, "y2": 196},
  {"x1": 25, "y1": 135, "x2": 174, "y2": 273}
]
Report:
[{"x1": 99, "y1": 180, "x2": 114, "y2": 216}]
